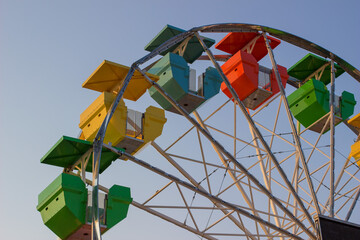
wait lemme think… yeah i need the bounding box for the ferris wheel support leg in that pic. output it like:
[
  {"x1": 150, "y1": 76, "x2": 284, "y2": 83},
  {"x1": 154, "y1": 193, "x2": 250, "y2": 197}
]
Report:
[
  {"x1": 329, "y1": 59, "x2": 336, "y2": 218},
  {"x1": 91, "y1": 65, "x2": 137, "y2": 240},
  {"x1": 262, "y1": 32, "x2": 321, "y2": 217},
  {"x1": 193, "y1": 32, "x2": 316, "y2": 238}
]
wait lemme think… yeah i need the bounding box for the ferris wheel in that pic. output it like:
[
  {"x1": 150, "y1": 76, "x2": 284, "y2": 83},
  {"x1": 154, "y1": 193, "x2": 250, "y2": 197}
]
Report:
[{"x1": 37, "y1": 23, "x2": 360, "y2": 240}]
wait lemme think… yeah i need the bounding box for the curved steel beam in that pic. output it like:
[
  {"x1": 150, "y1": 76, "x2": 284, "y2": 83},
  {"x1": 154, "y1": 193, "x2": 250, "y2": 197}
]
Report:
[
  {"x1": 189, "y1": 23, "x2": 360, "y2": 82},
  {"x1": 91, "y1": 65, "x2": 137, "y2": 240},
  {"x1": 92, "y1": 22, "x2": 359, "y2": 240}
]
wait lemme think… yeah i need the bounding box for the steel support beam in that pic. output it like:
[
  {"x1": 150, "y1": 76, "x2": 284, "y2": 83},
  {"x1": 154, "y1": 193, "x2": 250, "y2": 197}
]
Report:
[
  {"x1": 91, "y1": 65, "x2": 136, "y2": 240},
  {"x1": 105, "y1": 144, "x2": 305, "y2": 240},
  {"x1": 248, "y1": 126, "x2": 283, "y2": 239},
  {"x1": 132, "y1": 201, "x2": 219, "y2": 240},
  {"x1": 195, "y1": 32, "x2": 316, "y2": 238},
  {"x1": 151, "y1": 142, "x2": 257, "y2": 239},
  {"x1": 136, "y1": 64, "x2": 315, "y2": 239},
  {"x1": 263, "y1": 33, "x2": 321, "y2": 217},
  {"x1": 193, "y1": 111, "x2": 273, "y2": 238},
  {"x1": 190, "y1": 24, "x2": 360, "y2": 82},
  {"x1": 71, "y1": 172, "x2": 219, "y2": 240},
  {"x1": 322, "y1": 153, "x2": 352, "y2": 214},
  {"x1": 329, "y1": 59, "x2": 336, "y2": 217},
  {"x1": 345, "y1": 186, "x2": 360, "y2": 221}
]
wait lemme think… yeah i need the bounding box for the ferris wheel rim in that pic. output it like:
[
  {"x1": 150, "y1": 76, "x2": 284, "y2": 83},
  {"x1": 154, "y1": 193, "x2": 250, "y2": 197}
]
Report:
[
  {"x1": 134, "y1": 23, "x2": 360, "y2": 82},
  {"x1": 88, "y1": 23, "x2": 360, "y2": 240}
]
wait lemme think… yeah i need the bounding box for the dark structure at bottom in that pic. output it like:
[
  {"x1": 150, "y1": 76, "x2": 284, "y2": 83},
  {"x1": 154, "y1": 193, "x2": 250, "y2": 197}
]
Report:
[{"x1": 315, "y1": 215, "x2": 360, "y2": 240}]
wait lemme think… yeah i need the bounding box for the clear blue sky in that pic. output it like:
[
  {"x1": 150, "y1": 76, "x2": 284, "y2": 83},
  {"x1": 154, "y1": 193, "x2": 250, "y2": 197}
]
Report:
[{"x1": 0, "y1": 1, "x2": 359, "y2": 239}]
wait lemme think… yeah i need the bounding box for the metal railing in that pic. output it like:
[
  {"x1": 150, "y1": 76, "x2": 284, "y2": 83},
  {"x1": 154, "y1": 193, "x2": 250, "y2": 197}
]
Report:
[
  {"x1": 126, "y1": 109, "x2": 143, "y2": 139},
  {"x1": 258, "y1": 70, "x2": 271, "y2": 89},
  {"x1": 87, "y1": 191, "x2": 107, "y2": 226}
]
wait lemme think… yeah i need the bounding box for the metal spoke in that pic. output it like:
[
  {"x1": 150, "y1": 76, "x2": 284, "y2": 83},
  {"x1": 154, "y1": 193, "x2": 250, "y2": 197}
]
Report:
[
  {"x1": 196, "y1": 32, "x2": 316, "y2": 237},
  {"x1": 136, "y1": 64, "x2": 315, "y2": 239},
  {"x1": 109, "y1": 145, "x2": 306, "y2": 240},
  {"x1": 151, "y1": 142, "x2": 258, "y2": 240},
  {"x1": 193, "y1": 111, "x2": 273, "y2": 237},
  {"x1": 263, "y1": 33, "x2": 320, "y2": 218},
  {"x1": 329, "y1": 59, "x2": 336, "y2": 217},
  {"x1": 345, "y1": 186, "x2": 360, "y2": 221}
]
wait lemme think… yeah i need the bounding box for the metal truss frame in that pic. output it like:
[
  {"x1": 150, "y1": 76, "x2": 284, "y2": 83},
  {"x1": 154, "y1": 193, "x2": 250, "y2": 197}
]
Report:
[{"x1": 83, "y1": 24, "x2": 360, "y2": 240}]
